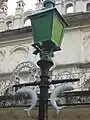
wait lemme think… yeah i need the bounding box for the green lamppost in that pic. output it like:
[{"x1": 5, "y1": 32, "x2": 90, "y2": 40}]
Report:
[{"x1": 28, "y1": 0, "x2": 68, "y2": 120}]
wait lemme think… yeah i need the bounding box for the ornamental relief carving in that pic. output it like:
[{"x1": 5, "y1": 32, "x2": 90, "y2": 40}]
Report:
[
  {"x1": 9, "y1": 47, "x2": 28, "y2": 72},
  {"x1": 54, "y1": 67, "x2": 90, "y2": 90},
  {"x1": 0, "y1": 50, "x2": 6, "y2": 72},
  {"x1": 0, "y1": 50, "x2": 5, "y2": 61},
  {"x1": 83, "y1": 35, "x2": 90, "y2": 62},
  {"x1": 0, "y1": 75, "x2": 13, "y2": 96},
  {"x1": 83, "y1": 35, "x2": 90, "y2": 48},
  {"x1": 12, "y1": 61, "x2": 40, "y2": 83}
]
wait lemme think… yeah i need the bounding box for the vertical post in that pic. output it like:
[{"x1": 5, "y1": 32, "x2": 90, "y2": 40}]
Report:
[
  {"x1": 73, "y1": 0, "x2": 76, "y2": 13},
  {"x1": 37, "y1": 59, "x2": 53, "y2": 120},
  {"x1": 15, "y1": 77, "x2": 20, "y2": 92}
]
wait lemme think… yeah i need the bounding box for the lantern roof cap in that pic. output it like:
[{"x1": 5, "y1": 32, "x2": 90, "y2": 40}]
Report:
[{"x1": 28, "y1": 7, "x2": 68, "y2": 26}]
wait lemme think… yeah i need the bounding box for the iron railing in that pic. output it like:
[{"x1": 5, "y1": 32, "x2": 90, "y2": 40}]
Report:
[{"x1": 0, "y1": 91, "x2": 90, "y2": 108}]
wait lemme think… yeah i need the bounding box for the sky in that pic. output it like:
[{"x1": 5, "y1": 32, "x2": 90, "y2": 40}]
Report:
[
  {"x1": 7, "y1": 0, "x2": 73, "y2": 15},
  {"x1": 7, "y1": 0, "x2": 37, "y2": 15}
]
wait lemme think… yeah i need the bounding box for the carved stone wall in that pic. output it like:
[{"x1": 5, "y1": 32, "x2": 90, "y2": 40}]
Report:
[
  {"x1": 0, "y1": 25, "x2": 90, "y2": 92},
  {"x1": 53, "y1": 29, "x2": 81, "y2": 65},
  {"x1": 0, "y1": 5, "x2": 90, "y2": 94}
]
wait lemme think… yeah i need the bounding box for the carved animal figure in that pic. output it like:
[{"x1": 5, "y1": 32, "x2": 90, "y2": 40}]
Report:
[
  {"x1": 50, "y1": 82, "x2": 74, "y2": 114},
  {"x1": 15, "y1": 87, "x2": 38, "y2": 116}
]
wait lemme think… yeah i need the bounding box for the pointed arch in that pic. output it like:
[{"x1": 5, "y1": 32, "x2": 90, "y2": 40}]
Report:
[
  {"x1": 86, "y1": 3, "x2": 90, "y2": 11},
  {"x1": 9, "y1": 45, "x2": 29, "y2": 56},
  {"x1": 65, "y1": 3, "x2": 73, "y2": 14},
  {"x1": 5, "y1": 15, "x2": 13, "y2": 30},
  {"x1": 9, "y1": 45, "x2": 29, "y2": 71},
  {"x1": 22, "y1": 9, "x2": 34, "y2": 26},
  {"x1": 0, "y1": 50, "x2": 5, "y2": 61}
]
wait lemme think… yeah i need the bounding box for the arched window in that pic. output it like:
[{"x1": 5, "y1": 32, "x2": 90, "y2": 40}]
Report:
[
  {"x1": 86, "y1": 3, "x2": 90, "y2": 11},
  {"x1": 6, "y1": 21, "x2": 12, "y2": 30},
  {"x1": 24, "y1": 19, "x2": 31, "y2": 27},
  {"x1": 66, "y1": 3, "x2": 73, "y2": 14}
]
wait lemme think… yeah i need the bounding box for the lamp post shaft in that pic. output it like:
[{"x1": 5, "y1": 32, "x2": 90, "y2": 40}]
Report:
[
  {"x1": 26, "y1": 0, "x2": 67, "y2": 119},
  {"x1": 39, "y1": 78, "x2": 48, "y2": 120},
  {"x1": 37, "y1": 59, "x2": 53, "y2": 120}
]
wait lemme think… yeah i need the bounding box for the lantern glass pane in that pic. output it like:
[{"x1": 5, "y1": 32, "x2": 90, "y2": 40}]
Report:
[
  {"x1": 32, "y1": 12, "x2": 53, "y2": 43},
  {"x1": 52, "y1": 15, "x2": 64, "y2": 47}
]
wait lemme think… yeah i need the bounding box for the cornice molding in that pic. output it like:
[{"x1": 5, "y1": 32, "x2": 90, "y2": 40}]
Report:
[
  {"x1": 0, "y1": 26, "x2": 32, "y2": 43},
  {"x1": 0, "y1": 12, "x2": 90, "y2": 43},
  {"x1": 56, "y1": 62, "x2": 90, "y2": 69},
  {"x1": 63, "y1": 12, "x2": 90, "y2": 27}
]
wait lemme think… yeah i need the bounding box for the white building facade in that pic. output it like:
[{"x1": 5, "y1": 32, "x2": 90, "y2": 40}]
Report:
[{"x1": 0, "y1": 0, "x2": 90, "y2": 95}]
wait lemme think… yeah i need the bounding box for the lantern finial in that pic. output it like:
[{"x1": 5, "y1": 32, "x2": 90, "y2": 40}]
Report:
[{"x1": 43, "y1": 0, "x2": 55, "y2": 9}]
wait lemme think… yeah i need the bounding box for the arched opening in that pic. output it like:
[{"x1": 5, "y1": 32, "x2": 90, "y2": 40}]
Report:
[
  {"x1": 38, "y1": 0, "x2": 43, "y2": 2},
  {"x1": 18, "y1": 3, "x2": 21, "y2": 8},
  {"x1": 24, "y1": 19, "x2": 31, "y2": 27},
  {"x1": 6, "y1": 21, "x2": 12, "y2": 30},
  {"x1": 1, "y1": 7, "x2": 4, "y2": 11},
  {"x1": 9, "y1": 47, "x2": 28, "y2": 72},
  {"x1": 12, "y1": 61, "x2": 39, "y2": 84},
  {"x1": 86, "y1": 3, "x2": 90, "y2": 11},
  {"x1": 66, "y1": 3, "x2": 73, "y2": 14}
]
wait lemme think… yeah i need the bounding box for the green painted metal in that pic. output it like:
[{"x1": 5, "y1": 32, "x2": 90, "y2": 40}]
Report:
[
  {"x1": 29, "y1": 7, "x2": 68, "y2": 51},
  {"x1": 31, "y1": 10, "x2": 53, "y2": 43},
  {"x1": 52, "y1": 14, "x2": 64, "y2": 47},
  {"x1": 43, "y1": 0, "x2": 55, "y2": 8}
]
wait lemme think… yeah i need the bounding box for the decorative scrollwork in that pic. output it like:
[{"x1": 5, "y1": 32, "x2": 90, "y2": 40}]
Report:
[
  {"x1": 13, "y1": 61, "x2": 39, "y2": 76},
  {"x1": 55, "y1": 71, "x2": 75, "y2": 80},
  {"x1": 0, "y1": 76, "x2": 14, "y2": 96},
  {"x1": 0, "y1": 61, "x2": 40, "y2": 96},
  {"x1": 1, "y1": 60, "x2": 90, "y2": 96},
  {"x1": 12, "y1": 61, "x2": 40, "y2": 83},
  {"x1": 51, "y1": 70, "x2": 90, "y2": 91}
]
